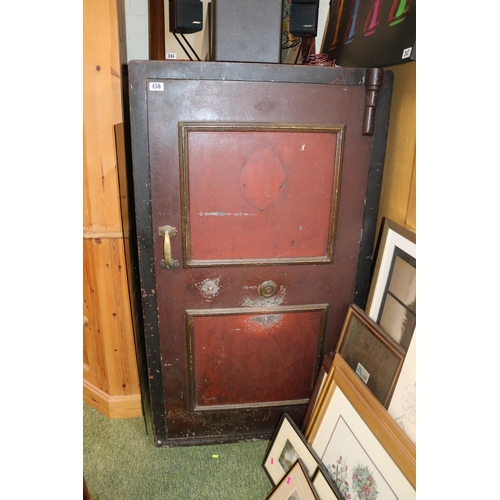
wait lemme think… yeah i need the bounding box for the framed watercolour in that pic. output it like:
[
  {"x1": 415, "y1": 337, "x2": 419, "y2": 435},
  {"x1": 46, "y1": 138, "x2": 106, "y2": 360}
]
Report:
[
  {"x1": 301, "y1": 352, "x2": 334, "y2": 433},
  {"x1": 263, "y1": 413, "x2": 320, "y2": 486},
  {"x1": 366, "y1": 218, "x2": 416, "y2": 352},
  {"x1": 305, "y1": 355, "x2": 416, "y2": 498},
  {"x1": 265, "y1": 459, "x2": 320, "y2": 500},
  {"x1": 335, "y1": 303, "x2": 405, "y2": 408}
]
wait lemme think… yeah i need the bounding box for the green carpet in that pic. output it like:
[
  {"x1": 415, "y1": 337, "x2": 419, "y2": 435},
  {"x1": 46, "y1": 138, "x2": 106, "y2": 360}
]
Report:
[{"x1": 83, "y1": 404, "x2": 273, "y2": 499}]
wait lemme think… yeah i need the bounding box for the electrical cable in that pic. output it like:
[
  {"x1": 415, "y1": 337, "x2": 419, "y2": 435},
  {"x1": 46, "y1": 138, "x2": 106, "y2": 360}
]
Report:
[
  {"x1": 294, "y1": 38, "x2": 303, "y2": 64},
  {"x1": 172, "y1": 32, "x2": 201, "y2": 61}
]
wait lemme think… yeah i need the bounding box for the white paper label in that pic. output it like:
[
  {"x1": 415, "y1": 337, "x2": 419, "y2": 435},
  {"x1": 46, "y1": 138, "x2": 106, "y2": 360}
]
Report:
[
  {"x1": 356, "y1": 362, "x2": 370, "y2": 384},
  {"x1": 402, "y1": 47, "x2": 412, "y2": 59},
  {"x1": 149, "y1": 82, "x2": 164, "y2": 91}
]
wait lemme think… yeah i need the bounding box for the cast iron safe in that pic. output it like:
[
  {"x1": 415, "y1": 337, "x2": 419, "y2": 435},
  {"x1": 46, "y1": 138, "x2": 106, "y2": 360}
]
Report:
[{"x1": 128, "y1": 61, "x2": 393, "y2": 447}]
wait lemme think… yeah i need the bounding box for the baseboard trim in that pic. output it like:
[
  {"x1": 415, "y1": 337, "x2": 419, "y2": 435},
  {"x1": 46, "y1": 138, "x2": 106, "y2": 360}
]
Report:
[{"x1": 84, "y1": 379, "x2": 142, "y2": 419}]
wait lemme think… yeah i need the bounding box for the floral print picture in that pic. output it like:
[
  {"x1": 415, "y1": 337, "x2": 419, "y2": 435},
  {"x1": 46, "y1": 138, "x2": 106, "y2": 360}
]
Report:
[
  {"x1": 322, "y1": 417, "x2": 397, "y2": 500},
  {"x1": 328, "y1": 457, "x2": 379, "y2": 500}
]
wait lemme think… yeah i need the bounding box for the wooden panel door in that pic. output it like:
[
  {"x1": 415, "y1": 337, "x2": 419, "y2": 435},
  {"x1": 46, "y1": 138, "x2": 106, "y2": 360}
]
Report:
[{"x1": 128, "y1": 61, "x2": 392, "y2": 446}]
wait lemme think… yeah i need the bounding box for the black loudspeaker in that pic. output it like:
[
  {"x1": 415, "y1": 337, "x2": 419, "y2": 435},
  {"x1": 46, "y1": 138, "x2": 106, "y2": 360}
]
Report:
[
  {"x1": 169, "y1": 0, "x2": 203, "y2": 34},
  {"x1": 289, "y1": 0, "x2": 319, "y2": 37},
  {"x1": 211, "y1": 0, "x2": 282, "y2": 63}
]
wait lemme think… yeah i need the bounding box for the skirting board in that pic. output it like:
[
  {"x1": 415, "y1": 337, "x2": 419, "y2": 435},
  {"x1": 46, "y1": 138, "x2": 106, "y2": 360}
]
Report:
[{"x1": 84, "y1": 379, "x2": 142, "y2": 419}]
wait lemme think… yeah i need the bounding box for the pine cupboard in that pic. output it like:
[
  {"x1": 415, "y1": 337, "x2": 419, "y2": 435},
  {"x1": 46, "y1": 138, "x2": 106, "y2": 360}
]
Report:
[{"x1": 83, "y1": 0, "x2": 142, "y2": 418}]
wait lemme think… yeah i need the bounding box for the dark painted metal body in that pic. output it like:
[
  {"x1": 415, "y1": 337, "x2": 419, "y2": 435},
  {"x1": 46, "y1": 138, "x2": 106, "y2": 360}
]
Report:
[{"x1": 128, "y1": 61, "x2": 393, "y2": 446}]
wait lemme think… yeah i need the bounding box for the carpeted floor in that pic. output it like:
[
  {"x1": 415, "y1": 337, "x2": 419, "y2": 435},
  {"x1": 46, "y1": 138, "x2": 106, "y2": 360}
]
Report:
[{"x1": 83, "y1": 403, "x2": 273, "y2": 499}]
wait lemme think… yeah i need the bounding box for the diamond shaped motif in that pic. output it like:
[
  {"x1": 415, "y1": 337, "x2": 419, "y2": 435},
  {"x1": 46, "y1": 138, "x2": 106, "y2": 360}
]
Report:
[{"x1": 239, "y1": 148, "x2": 287, "y2": 211}]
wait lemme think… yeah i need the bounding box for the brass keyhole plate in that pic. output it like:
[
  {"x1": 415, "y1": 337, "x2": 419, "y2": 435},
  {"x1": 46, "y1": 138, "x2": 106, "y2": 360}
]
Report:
[{"x1": 259, "y1": 280, "x2": 278, "y2": 298}]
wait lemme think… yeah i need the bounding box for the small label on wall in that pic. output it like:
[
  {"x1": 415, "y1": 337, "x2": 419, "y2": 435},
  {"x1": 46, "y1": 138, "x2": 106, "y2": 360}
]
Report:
[
  {"x1": 149, "y1": 82, "x2": 164, "y2": 91},
  {"x1": 166, "y1": 53, "x2": 177, "y2": 59},
  {"x1": 402, "y1": 47, "x2": 412, "y2": 59}
]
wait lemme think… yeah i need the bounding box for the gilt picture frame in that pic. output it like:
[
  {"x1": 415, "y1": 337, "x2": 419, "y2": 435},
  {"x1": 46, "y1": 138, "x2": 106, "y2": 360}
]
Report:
[
  {"x1": 335, "y1": 303, "x2": 405, "y2": 408},
  {"x1": 366, "y1": 218, "x2": 416, "y2": 352},
  {"x1": 263, "y1": 413, "x2": 321, "y2": 486},
  {"x1": 305, "y1": 355, "x2": 416, "y2": 499},
  {"x1": 265, "y1": 459, "x2": 320, "y2": 500}
]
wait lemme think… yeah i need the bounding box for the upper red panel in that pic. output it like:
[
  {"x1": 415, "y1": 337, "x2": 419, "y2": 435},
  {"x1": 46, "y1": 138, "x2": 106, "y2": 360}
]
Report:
[{"x1": 183, "y1": 128, "x2": 340, "y2": 263}]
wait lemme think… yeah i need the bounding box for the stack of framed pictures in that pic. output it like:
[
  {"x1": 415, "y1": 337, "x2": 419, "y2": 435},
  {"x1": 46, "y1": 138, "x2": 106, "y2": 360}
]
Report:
[
  {"x1": 263, "y1": 413, "x2": 342, "y2": 499},
  {"x1": 262, "y1": 218, "x2": 416, "y2": 498},
  {"x1": 264, "y1": 354, "x2": 416, "y2": 499}
]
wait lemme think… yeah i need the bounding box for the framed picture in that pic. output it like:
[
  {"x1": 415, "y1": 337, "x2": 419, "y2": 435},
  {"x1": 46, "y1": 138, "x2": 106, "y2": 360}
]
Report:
[
  {"x1": 305, "y1": 355, "x2": 416, "y2": 499},
  {"x1": 335, "y1": 303, "x2": 405, "y2": 408},
  {"x1": 366, "y1": 218, "x2": 416, "y2": 352},
  {"x1": 301, "y1": 352, "x2": 334, "y2": 433},
  {"x1": 312, "y1": 463, "x2": 342, "y2": 499},
  {"x1": 263, "y1": 413, "x2": 321, "y2": 486},
  {"x1": 265, "y1": 459, "x2": 320, "y2": 500},
  {"x1": 388, "y1": 329, "x2": 416, "y2": 444}
]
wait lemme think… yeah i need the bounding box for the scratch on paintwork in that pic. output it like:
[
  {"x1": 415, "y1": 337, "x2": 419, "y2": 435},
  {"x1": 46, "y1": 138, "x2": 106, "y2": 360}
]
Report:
[
  {"x1": 201, "y1": 395, "x2": 217, "y2": 403},
  {"x1": 301, "y1": 144, "x2": 305, "y2": 151},
  {"x1": 198, "y1": 211, "x2": 257, "y2": 217},
  {"x1": 196, "y1": 277, "x2": 221, "y2": 300},
  {"x1": 250, "y1": 314, "x2": 283, "y2": 326},
  {"x1": 241, "y1": 295, "x2": 283, "y2": 307},
  {"x1": 243, "y1": 313, "x2": 284, "y2": 333},
  {"x1": 311, "y1": 185, "x2": 325, "y2": 194}
]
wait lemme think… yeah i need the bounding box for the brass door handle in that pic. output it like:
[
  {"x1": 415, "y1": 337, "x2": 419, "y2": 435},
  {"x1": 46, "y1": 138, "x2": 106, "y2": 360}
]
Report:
[{"x1": 158, "y1": 225, "x2": 179, "y2": 269}]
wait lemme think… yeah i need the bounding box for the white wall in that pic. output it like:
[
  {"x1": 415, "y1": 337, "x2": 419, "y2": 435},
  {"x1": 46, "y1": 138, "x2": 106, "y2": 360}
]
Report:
[
  {"x1": 124, "y1": 0, "x2": 149, "y2": 61},
  {"x1": 124, "y1": 0, "x2": 330, "y2": 62}
]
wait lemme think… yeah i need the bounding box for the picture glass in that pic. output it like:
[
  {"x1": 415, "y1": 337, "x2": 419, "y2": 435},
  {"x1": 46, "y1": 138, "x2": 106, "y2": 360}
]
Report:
[
  {"x1": 378, "y1": 247, "x2": 416, "y2": 350},
  {"x1": 338, "y1": 309, "x2": 403, "y2": 406}
]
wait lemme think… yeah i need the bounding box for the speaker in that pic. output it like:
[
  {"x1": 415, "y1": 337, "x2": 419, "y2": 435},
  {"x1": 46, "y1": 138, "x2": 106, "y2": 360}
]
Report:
[
  {"x1": 169, "y1": 0, "x2": 203, "y2": 34},
  {"x1": 211, "y1": 0, "x2": 282, "y2": 63},
  {"x1": 289, "y1": 0, "x2": 319, "y2": 37}
]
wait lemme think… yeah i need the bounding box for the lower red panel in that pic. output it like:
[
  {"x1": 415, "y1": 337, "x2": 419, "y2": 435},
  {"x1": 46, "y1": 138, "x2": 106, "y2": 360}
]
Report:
[{"x1": 187, "y1": 307, "x2": 327, "y2": 410}]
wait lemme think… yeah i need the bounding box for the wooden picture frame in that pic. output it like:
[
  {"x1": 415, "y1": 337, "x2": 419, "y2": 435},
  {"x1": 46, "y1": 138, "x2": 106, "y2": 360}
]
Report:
[
  {"x1": 301, "y1": 352, "x2": 334, "y2": 433},
  {"x1": 305, "y1": 355, "x2": 416, "y2": 498},
  {"x1": 335, "y1": 303, "x2": 405, "y2": 408},
  {"x1": 263, "y1": 413, "x2": 321, "y2": 486},
  {"x1": 366, "y1": 218, "x2": 416, "y2": 352},
  {"x1": 265, "y1": 459, "x2": 320, "y2": 500}
]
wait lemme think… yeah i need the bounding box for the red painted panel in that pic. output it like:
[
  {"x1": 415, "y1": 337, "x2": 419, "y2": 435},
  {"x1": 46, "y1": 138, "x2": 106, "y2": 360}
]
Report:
[
  {"x1": 185, "y1": 130, "x2": 338, "y2": 261},
  {"x1": 190, "y1": 309, "x2": 324, "y2": 408}
]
